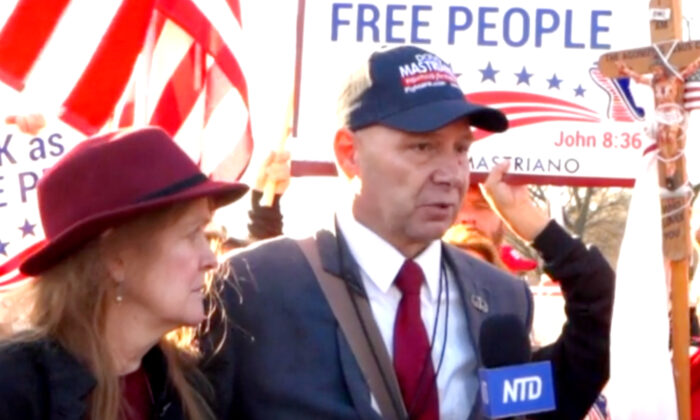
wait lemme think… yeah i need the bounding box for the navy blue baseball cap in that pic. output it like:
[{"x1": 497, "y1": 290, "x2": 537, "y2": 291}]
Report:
[{"x1": 344, "y1": 46, "x2": 507, "y2": 133}]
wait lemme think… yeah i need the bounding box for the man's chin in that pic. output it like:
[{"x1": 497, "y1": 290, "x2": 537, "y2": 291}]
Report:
[{"x1": 411, "y1": 222, "x2": 453, "y2": 243}]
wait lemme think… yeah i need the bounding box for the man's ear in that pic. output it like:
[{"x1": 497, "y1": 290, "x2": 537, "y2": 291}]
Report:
[{"x1": 334, "y1": 127, "x2": 360, "y2": 179}]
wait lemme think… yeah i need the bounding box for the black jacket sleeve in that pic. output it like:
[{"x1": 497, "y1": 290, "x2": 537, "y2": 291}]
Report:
[
  {"x1": 0, "y1": 345, "x2": 48, "y2": 420},
  {"x1": 247, "y1": 190, "x2": 284, "y2": 240},
  {"x1": 530, "y1": 221, "x2": 615, "y2": 420}
]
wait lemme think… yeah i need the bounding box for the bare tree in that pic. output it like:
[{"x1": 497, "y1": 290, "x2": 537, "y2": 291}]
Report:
[
  {"x1": 505, "y1": 186, "x2": 631, "y2": 270},
  {"x1": 563, "y1": 187, "x2": 630, "y2": 265}
]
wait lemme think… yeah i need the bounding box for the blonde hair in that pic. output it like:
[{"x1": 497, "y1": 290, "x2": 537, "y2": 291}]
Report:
[
  {"x1": 1, "y1": 201, "x2": 217, "y2": 420},
  {"x1": 336, "y1": 59, "x2": 372, "y2": 129}
]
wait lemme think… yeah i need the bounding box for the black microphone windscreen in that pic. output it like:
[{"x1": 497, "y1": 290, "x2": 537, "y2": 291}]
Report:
[{"x1": 479, "y1": 314, "x2": 531, "y2": 368}]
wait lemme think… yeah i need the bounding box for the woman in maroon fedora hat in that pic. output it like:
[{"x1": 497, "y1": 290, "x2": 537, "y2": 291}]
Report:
[{"x1": 0, "y1": 127, "x2": 248, "y2": 420}]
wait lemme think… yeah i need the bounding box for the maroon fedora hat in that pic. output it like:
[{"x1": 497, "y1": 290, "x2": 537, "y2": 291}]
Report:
[{"x1": 20, "y1": 127, "x2": 249, "y2": 276}]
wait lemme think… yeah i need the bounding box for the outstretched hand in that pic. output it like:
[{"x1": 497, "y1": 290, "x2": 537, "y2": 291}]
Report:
[
  {"x1": 5, "y1": 113, "x2": 46, "y2": 135},
  {"x1": 481, "y1": 160, "x2": 549, "y2": 242},
  {"x1": 615, "y1": 61, "x2": 648, "y2": 85},
  {"x1": 254, "y1": 150, "x2": 291, "y2": 195}
]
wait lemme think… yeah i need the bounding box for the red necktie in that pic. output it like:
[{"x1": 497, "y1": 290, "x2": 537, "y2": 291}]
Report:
[{"x1": 393, "y1": 259, "x2": 440, "y2": 420}]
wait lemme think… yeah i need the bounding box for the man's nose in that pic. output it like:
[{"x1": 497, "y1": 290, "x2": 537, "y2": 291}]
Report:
[{"x1": 431, "y1": 154, "x2": 467, "y2": 187}]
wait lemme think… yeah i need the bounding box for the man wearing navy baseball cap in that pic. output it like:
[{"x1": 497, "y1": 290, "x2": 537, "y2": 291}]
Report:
[
  {"x1": 206, "y1": 46, "x2": 613, "y2": 420},
  {"x1": 340, "y1": 46, "x2": 507, "y2": 133}
]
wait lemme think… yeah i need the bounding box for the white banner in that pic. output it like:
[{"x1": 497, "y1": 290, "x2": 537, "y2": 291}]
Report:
[
  {"x1": 294, "y1": 0, "x2": 657, "y2": 186},
  {"x1": 0, "y1": 88, "x2": 84, "y2": 275}
]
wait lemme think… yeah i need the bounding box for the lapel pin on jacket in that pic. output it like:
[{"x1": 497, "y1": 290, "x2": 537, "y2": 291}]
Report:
[{"x1": 471, "y1": 294, "x2": 489, "y2": 313}]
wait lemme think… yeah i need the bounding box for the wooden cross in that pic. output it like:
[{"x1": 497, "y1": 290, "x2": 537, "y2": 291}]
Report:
[{"x1": 598, "y1": 1, "x2": 700, "y2": 418}]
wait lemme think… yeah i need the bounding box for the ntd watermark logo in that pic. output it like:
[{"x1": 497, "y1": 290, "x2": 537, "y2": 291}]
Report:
[
  {"x1": 479, "y1": 362, "x2": 555, "y2": 418},
  {"x1": 503, "y1": 376, "x2": 543, "y2": 403}
]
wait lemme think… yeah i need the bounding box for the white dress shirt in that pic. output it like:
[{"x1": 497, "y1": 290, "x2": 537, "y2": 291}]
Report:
[{"x1": 336, "y1": 208, "x2": 479, "y2": 420}]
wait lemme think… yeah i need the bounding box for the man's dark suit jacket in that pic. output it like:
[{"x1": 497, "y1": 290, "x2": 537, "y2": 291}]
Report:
[{"x1": 203, "y1": 221, "x2": 614, "y2": 420}]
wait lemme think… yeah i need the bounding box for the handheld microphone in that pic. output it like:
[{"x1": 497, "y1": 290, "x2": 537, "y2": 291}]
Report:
[{"x1": 478, "y1": 314, "x2": 555, "y2": 419}]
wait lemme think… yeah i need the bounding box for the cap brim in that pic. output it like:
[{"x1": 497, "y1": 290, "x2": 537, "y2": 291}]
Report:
[
  {"x1": 20, "y1": 180, "x2": 248, "y2": 276},
  {"x1": 500, "y1": 246, "x2": 538, "y2": 271},
  {"x1": 380, "y1": 99, "x2": 508, "y2": 134}
]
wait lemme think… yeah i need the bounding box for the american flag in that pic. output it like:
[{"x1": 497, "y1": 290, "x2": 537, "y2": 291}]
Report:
[
  {"x1": 685, "y1": 68, "x2": 700, "y2": 112},
  {"x1": 584, "y1": 395, "x2": 612, "y2": 420},
  {"x1": 0, "y1": 0, "x2": 253, "y2": 288}
]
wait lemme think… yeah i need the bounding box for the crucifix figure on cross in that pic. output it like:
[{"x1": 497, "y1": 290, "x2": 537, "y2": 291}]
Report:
[
  {"x1": 617, "y1": 56, "x2": 700, "y2": 106},
  {"x1": 598, "y1": 1, "x2": 700, "y2": 419},
  {"x1": 616, "y1": 56, "x2": 700, "y2": 190}
]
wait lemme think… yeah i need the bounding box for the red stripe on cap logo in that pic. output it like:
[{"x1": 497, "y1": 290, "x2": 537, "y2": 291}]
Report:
[{"x1": 399, "y1": 53, "x2": 458, "y2": 93}]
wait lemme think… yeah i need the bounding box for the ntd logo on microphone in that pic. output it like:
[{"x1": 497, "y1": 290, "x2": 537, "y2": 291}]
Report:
[
  {"x1": 504, "y1": 376, "x2": 543, "y2": 402},
  {"x1": 479, "y1": 362, "x2": 555, "y2": 418}
]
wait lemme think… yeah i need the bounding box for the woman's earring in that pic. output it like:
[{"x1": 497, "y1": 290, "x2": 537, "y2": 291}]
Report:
[{"x1": 115, "y1": 281, "x2": 124, "y2": 304}]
